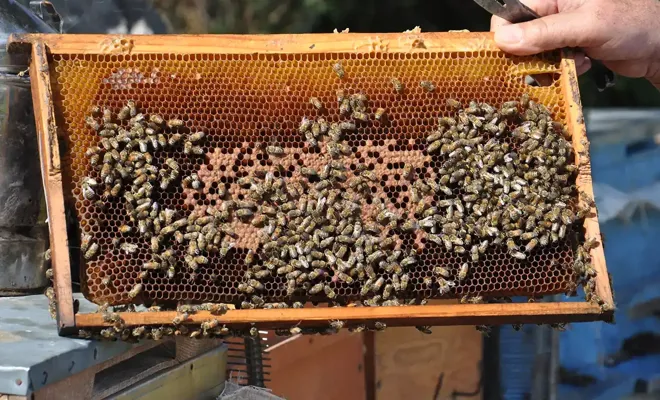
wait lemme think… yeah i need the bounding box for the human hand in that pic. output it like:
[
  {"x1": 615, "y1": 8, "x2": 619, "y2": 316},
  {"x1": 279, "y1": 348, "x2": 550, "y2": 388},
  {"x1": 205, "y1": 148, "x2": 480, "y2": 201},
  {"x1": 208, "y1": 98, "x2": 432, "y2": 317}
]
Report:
[{"x1": 490, "y1": 0, "x2": 660, "y2": 87}]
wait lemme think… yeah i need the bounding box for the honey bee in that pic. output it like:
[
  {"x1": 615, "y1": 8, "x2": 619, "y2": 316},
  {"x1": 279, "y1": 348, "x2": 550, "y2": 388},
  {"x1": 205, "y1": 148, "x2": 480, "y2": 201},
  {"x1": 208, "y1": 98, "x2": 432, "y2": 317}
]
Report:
[
  {"x1": 85, "y1": 115, "x2": 101, "y2": 131},
  {"x1": 266, "y1": 145, "x2": 284, "y2": 156},
  {"x1": 206, "y1": 303, "x2": 230, "y2": 316},
  {"x1": 434, "y1": 266, "x2": 450, "y2": 278},
  {"x1": 324, "y1": 285, "x2": 337, "y2": 299},
  {"x1": 374, "y1": 322, "x2": 387, "y2": 331},
  {"x1": 163, "y1": 133, "x2": 182, "y2": 147},
  {"x1": 364, "y1": 295, "x2": 382, "y2": 307},
  {"x1": 182, "y1": 140, "x2": 194, "y2": 155},
  {"x1": 310, "y1": 97, "x2": 323, "y2": 110},
  {"x1": 401, "y1": 256, "x2": 417, "y2": 267},
  {"x1": 525, "y1": 238, "x2": 539, "y2": 252},
  {"x1": 143, "y1": 261, "x2": 160, "y2": 270},
  {"x1": 151, "y1": 328, "x2": 165, "y2": 341},
  {"x1": 120, "y1": 242, "x2": 139, "y2": 254},
  {"x1": 128, "y1": 326, "x2": 146, "y2": 338},
  {"x1": 423, "y1": 276, "x2": 433, "y2": 288},
  {"x1": 149, "y1": 236, "x2": 160, "y2": 253},
  {"x1": 89, "y1": 153, "x2": 101, "y2": 166},
  {"x1": 145, "y1": 112, "x2": 163, "y2": 124},
  {"x1": 181, "y1": 175, "x2": 194, "y2": 188},
  {"x1": 100, "y1": 328, "x2": 115, "y2": 339},
  {"x1": 167, "y1": 119, "x2": 184, "y2": 128},
  {"x1": 458, "y1": 262, "x2": 469, "y2": 281},
  {"x1": 193, "y1": 255, "x2": 208, "y2": 265},
  {"x1": 184, "y1": 174, "x2": 200, "y2": 190},
  {"x1": 584, "y1": 237, "x2": 600, "y2": 250},
  {"x1": 510, "y1": 251, "x2": 526, "y2": 260},
  {"x1": 248, "y1": 327, "x2": 260, "y2": 337},
  {"x1": 84, "y1": 242, "x2": 99, "y2": 260},
  {"x1": 391, "y1": 78, "x2": 403, "y2": 94},
  {"x1": 560, "y1": 209, "x2": 574, "y2": 225},
  {"x1": 374, "y1": 108, "x2": 386, "y2": 121},
  {"x1": 243, "y1": 249, "x2": 256, "y2": 265},
  {"x1": 382, "y1": 284, "x2": 393, "y2": 299},
  {"x1": 287, "y1": 326, "x2": 302, "y2": 335},
  {"x1": 82, "y1": 184, "x2": 96, "y2": 200},
  {"x1": 395, "y1": 273, "x2": 408, "y2": 291},
  {"x1": 337, "y1": 272, "x2": 353, "y2": 284},
  {"x1": 110, "y1": 181, "x2": 122, "y2": 197},
  {"x1": 128, "y1": 283, "x2": 143, "y2": 298},
  {"x1": 339, "y1": 98, "x2": 351, "y2": 116},
  {"x1": 446, "y1": 98, "x2": 462, "y2": 109},
  {"x1": 332, "y1": 62, "x2": 345, "y2": 79},
  {"x1": 108, "y1": 137, "x2": 120, "y2": 149},
  {"x1": 307, "y1": 283, "x2": 323, "y2": 295},
  {"x1": 338, "y1": 121, "x2": 356, "y2": 132},
  {"x1": 351, "y1": 111, "x2": 368, "y2": 122},
  {"x1": 420, "y1": 80, "x2": 435, "y2": 92},
  {"x1": 506, "y1": 239, "x2": 518, "y2": 252},
  {"x1": 558, "y1": 225, "x2": 567, "y2": 239},
  {"x1": 426, "y1": 140, "x2": 443, "y2": 154},
  {"x1": 172, "y1": 312, "x2": 189, "y2": 325}
]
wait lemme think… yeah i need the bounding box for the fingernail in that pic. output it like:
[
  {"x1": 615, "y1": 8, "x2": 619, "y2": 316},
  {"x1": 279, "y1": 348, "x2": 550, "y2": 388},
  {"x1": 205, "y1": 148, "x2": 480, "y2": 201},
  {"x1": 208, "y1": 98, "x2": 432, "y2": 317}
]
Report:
[{"x1": 495, "y1": 25, "x2": 523, "y2": 45}]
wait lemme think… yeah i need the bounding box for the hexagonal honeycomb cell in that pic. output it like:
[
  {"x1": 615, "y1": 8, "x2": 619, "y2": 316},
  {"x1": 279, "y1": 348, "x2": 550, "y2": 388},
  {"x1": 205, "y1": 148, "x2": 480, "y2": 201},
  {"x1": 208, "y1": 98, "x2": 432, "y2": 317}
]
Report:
[{"x1": 48, "y1": 47, "x2": 578, "y2": 308}]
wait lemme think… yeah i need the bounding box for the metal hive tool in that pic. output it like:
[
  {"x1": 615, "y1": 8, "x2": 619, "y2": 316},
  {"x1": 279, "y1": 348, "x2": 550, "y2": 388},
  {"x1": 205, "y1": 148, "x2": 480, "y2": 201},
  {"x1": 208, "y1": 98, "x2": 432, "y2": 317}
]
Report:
[{"x1": 9, "y1": 33, "x2": 613, "y2": 336}]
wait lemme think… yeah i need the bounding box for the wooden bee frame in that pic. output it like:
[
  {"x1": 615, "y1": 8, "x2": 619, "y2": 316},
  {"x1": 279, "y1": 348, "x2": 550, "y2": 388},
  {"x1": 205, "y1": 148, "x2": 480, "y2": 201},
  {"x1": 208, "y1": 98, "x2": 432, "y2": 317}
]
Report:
[{"x1": 10, "y1": 33, "x2": 613, "y2": 336}]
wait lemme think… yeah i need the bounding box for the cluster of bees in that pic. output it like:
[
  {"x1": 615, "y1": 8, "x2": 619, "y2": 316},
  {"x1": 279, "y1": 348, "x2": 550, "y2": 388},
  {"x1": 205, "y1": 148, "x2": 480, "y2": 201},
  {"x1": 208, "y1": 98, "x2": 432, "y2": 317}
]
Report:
[
  {"x1": 56, "y1": 61, "x2": 606, "y2": 341},
  {"x1": 419, "y1": 96, "x2": 584, "y2": 262},
  {"x1": 237, "y1": 90, "x2": 426, "y2": 318},
  {"x1": 78, "y1": 302, "x2": 237, "y2": 341},
  {"x1": 79, "y1": 101, "x2": 248, "y2": 297},
  {"x1": 230, "y1": 82, "x2": 602, "y2": 336},
  {"x1": 74, "y1": 101, "x2": 277, "y2": 340}
]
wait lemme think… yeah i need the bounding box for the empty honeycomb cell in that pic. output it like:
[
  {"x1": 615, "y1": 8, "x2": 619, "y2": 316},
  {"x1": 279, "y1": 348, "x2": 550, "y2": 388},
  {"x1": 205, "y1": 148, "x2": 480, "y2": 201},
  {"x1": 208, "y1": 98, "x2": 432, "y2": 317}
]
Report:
[{"x1": 48, "y1": 48, "x2": 582, "y2": 308}]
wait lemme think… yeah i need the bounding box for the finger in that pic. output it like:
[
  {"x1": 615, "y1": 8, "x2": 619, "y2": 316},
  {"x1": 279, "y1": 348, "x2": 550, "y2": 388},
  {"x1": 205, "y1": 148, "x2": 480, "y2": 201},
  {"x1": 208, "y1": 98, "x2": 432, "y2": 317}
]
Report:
[
  {"x1": 576, "y1": 57, "x2": 592, "y2": 76},
  {"x1": 573, "y1": 51, "x2": 587, "y2": 69},
  {"x1": 601, "y1": 60, "x2": 647, "y2": 79},
  {"x1": 490, "y1": 0, "x2": 558, "y2": 31},
  {"x1": 494, "y1": 11, "x2": 596, "y2": 55},
  {"x1": 514, "y1": 0, "x2": 560, "y2": 17},
  {"x1": 491, "y1": 15, "x2": 512, "y2": 31}
]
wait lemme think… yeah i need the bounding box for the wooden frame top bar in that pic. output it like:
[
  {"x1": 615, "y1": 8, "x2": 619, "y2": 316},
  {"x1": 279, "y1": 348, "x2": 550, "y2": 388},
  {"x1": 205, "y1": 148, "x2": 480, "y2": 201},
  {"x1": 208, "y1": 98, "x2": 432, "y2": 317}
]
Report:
[{"x1": 8, "y1": 32, "x2": 506, "y2": 55}]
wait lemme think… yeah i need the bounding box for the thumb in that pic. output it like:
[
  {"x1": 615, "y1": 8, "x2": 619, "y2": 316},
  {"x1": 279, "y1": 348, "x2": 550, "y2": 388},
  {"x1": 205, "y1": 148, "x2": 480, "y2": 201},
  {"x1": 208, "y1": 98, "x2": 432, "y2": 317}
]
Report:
[{"x1": 494, "y1": 11, "x2": 593, "y2": 55}]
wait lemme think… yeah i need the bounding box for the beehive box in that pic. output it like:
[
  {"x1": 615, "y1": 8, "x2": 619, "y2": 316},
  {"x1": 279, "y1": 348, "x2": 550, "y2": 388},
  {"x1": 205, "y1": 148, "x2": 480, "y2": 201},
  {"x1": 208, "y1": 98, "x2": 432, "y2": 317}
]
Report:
[{"x1": 9, "y1": 33, "x2": 613, "y2": 337}]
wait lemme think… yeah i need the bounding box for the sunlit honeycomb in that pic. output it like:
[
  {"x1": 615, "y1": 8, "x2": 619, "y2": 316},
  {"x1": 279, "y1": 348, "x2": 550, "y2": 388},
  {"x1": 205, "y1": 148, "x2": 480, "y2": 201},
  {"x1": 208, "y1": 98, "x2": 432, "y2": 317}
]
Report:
[{"x1": 49, "y1": 49, "x2": 576, "y2": 307}]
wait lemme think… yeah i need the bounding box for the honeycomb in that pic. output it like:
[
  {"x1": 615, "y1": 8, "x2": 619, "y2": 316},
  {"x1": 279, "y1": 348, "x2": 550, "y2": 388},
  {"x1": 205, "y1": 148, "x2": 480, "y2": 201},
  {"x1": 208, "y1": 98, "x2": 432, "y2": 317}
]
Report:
[{"x1": 49, "y1": 49, "x2": 578, "y2": 308}]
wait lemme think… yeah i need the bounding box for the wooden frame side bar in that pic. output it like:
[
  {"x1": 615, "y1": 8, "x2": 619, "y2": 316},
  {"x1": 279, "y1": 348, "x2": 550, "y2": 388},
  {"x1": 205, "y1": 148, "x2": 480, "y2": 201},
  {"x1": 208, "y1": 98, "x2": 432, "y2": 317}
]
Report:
[
  {"x1": 560, "y1": 55, "x2": 614, "y2": 311},
  {"x1": 29, "y1": 41, "x2": 77, "y2": 335},
  {"x1": 10, "y1": 32, "x2": 503, "y2": 55},
  {"x1": 75, "y1": 302, "x2": 608, "y2": 329}
]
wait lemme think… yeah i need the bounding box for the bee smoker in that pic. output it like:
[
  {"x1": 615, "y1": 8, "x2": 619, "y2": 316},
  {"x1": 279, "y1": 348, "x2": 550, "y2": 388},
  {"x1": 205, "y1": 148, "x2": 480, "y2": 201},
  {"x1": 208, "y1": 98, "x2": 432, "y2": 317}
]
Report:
[{"x1": 0, "y1": 1, "x2": 57, "y2": 296}]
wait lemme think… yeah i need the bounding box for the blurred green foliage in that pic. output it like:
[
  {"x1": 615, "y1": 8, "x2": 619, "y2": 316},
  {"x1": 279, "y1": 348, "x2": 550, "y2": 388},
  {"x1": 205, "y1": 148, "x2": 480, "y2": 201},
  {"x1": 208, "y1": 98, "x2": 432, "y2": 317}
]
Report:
[{"x1": 151, "y1": 0, "x2": 660, "y2": 108}]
